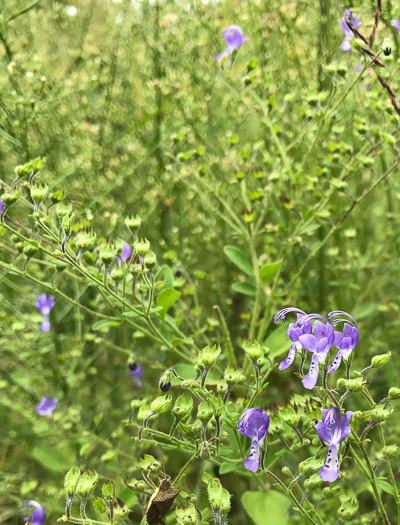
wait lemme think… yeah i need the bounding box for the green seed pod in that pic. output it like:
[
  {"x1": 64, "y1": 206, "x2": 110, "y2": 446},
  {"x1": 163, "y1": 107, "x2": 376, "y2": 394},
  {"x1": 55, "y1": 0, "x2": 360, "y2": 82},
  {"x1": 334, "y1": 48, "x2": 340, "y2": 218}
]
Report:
[
  {"x1": 75, "y1": 231, "x2": 97, "y2": 253},
  {"x1": 388, "y1": 387, "x2": 400, "y2": 400},
  {"x1": 224, "y1": 367, "x2": 245, "y2": 386},
  {"x1": 365, "y1": 406, "x2": 393, "y2": 424},
  {"x1": 337, "y1": 497, "x2": 358, "y2": 520},
  {"x1": 382, "y1": 445, "x2": 400, "y2": 459},
  {"x1": 64, "y1": 466, "x2": 81, "y2": 496},
  {"x1": 125, "y1": 215, "x2": 141, "y2": 234},
  {"x1": 32, "y1": 156, "x2": 46, "y2": 173},
  {"x1": 99, "y1": 244, "x2": 118, "y2": 266},
  {"x1": 344, "y1": 378, "x2": 364, "y2": 393},
  {"x1": 62, "y1": 213, "x2": 74, "y2": 235},
  {"x1": 243, "y1": 340, "x2": 263, "y2": 362},
  {"x1": 135, "y1": 238, "x2": 150, "y2": 256},
  {"x1": 23, "y1": 243, "x2": 39, "y2": 258},
  {"x1": 56, "y1": 202, "x2": 73, "y2": 220},
  {"x1": 197, "y1": 400, "x2": 213, "y2": 423},
  {"x1": 299, "y1": 457, "x2": 324, "y2": 477},
  {"x1": 51, "y1": 190, "x2": 65, "y2": 204},
  {"x1": 323, "y1": 484, "x2": 342, "y2": 498},
  {"x1": 172, "y1": 395, "x2": 193, "y2": 420},
  {"x1": 207, "y1": 478, "x2": 223, "y2": 510},
  {"x1": 151, "y1": 395, "x2": 172, "y2": 414},
  {"x1": 200, "y1": 345, "x2": 221, "y2": 368},
  {"x1": 1, "y1": 189, "x2": 20, "y2": 207},
  {"x1": 336, "y1": 378, "x2": 347, "y2": 393},
  {"x1": 76, "y1": 471, "x2": 99, "y2": 498},
  {"x1": 112, "y1": 268, "x2": 125, "y2": 283},
  {"x1": 216, "y1": 380, "x2": 228, "y2": 394},
  {"x1": 145, "y1": 250, "x2": 157, "y2": 269},
  {"x1": 30, "y1": 183, "x2": 49, "y2": 203},
  {"x1": 176, "y1": 504, "x2": 198, "y2": 525},
  {"x1": 304, "y1": 473, "x2": 322, "y2": 492}
]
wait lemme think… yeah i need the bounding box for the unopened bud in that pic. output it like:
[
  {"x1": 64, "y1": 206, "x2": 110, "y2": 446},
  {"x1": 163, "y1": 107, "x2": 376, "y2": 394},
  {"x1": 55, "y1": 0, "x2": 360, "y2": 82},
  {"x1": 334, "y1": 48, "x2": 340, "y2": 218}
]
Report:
[
  {"x1": 62, "y1": 213, "x2": 74, "y2": 235},
  {"x1": 344, "y1": 378, "x2": 364, "y2": 393},
  {"x1": 76, "y1": 471, "x2": 99, "y2": 498},
  {"x1": 200, "y1": 345, "x2": 221, "y2": 368},
  {"x1": 32, "y1": 156, "x2": 46, "y2": 173},
  {"x1": 64, "y1": 466, "x2": 81, "y2": 496},
  {"x1": 51, "y1": 190, "x2": 65, "y2": 204},
  {"x1": 145, "y1": 250, "x2": 157, "y2": 269},
  {"x1": 23, "y1": 242, "x2": 39, "y2": 258},
  {"x1": 224, "y1": 367, "x2": 244, "y2": 386},
  {"x1": 1, "y1": 189, "x2": 19, "y2": 207},
  {"x1": 99, "y1": 244, "x2": 117, "y2": 266},
  {"x1": 323, "y1": 484, "x2": 341, "y2": 498},
  {"x1": 337, "y1": 497, "x2": 358, "y2": 520},
  {"x1": 371, "y1": 352, "x2": 391, "y2": 368},
  {"x1": 299, "y1": 457, "x2": 324, "y2": 477},
  {"x1": 30, "y1": 183, "x2": 48, "y2": 203},
  {"x1": 304, "y1": 473, "x2": 322, "y2": 492},
  {"x1": 75, "y1": 231, "x2": 97, "y2": 252},
  {"x1": 172, "y1": 395, "x2": 193, "y2": 420},
  {"x1": 151, "y1": 395, "x2": 172, "y2": 414},
  {"x1": 243, "y1": 340, "x2": 263, "y2": 362},
  {"x1": 125, "y1": 215, "x2": 141, "y2": 234},
  {"x1": 382, "y1": 445, "x2": 400, "y2": 459},
  {"x1": 159, "y1": 370, "x2": 172, "y2": 392},
  {"x1": 388, "y1": 387, "x2": 400, "y2": 400},
  {"x1": 197, "y1": 400, "x2": 213, "y2": 423},
  {"x1": 135, "y1": 238, "x2": 150, "y2": 256},
  {"x1": 207, "y1": 478, "x2": 223, "y2": 510}
]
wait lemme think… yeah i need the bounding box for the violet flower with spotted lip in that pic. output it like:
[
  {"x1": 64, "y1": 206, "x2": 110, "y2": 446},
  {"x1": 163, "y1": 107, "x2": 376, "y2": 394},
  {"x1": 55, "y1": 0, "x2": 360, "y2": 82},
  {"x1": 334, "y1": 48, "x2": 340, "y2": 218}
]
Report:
[
  {"x1": 316, "y1": 407, "x2": 353, "y2": 482},
  {"x1": 327, "y1": 311, "x2": 359, "y2": 374},
  {"x1": 23, "y1": 500, "x2": 46, "y2": 525},
  {"x1": 237, "y1": 408, "x2": 269, "y2": 473},
  {"x1": 129, "y1": 362, "x2": 144, "y2": 387},
  {"x1": 36, "y1": 294, "x2": 55, "y2": 332},
  {"x1": 340, "y1": 9, "x2": 361, "y2": 51},
  {"x1": 274, "y1": 308, "x2": 312, "y2": 371},
  {"x1": 35, "y1": 397, "x2": 58, "y2": 416},
  {"x1": 216, "y1": 25, "x2": 249, "y2": 62},
  {"x1": 298, "y1": 314, "x2": 334, "y2": 390}
]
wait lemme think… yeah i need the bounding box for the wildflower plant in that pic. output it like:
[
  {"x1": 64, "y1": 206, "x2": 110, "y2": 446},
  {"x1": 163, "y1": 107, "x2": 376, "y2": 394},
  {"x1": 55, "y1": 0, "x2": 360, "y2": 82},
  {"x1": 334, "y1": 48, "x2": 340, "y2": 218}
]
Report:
[{"x1": 0, "y1": 0, "x2": 400, "y2": 524}]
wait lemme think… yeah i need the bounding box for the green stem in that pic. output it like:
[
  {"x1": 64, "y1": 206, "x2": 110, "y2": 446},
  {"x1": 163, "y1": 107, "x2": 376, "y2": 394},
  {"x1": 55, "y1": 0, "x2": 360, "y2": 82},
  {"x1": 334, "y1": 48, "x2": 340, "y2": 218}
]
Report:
[{"x1": 213, "y1": 305, "x2": 236, "y2": 367}]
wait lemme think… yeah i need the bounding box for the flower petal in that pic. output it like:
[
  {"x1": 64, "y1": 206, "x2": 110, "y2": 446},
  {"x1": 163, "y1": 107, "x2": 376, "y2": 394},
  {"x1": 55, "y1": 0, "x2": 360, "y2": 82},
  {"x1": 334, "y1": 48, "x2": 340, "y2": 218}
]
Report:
[
  {"x1": 319, "y1": 443, "x2": 339, "y2": 482},
  {"x1": 315, "y1": 421, "x2": 333, "y2": 443},
  {"x1": 243, "y1": 438, "x2": 260, "y2": 473},
  {"x1": 391, "y1": 19, "x2": 400, "y2": 34},
  {"x1": 278, "y1": 343, "x2": 296, "y2": 371},
  {"x1": 328, "y1": 350, "x2": 343, "y2": 374},
  {"x1": 302, "y1": 352, "x2": 319, "y2": 389},
  {"x1": 298, "y1": 334, "x2": 316, "y2": 352}
]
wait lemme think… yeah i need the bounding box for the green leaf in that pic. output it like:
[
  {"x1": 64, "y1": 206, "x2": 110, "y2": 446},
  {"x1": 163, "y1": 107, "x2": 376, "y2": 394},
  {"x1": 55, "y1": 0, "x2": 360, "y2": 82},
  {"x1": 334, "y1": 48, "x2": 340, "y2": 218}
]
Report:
[
  {"x1": 219, "y1": 461, "x2": 242, "y2": 474},
  {"x1": 224, "y1": 246, "x2": 254, "y2": 277},
  {"x1": 92, "y1": 320, "x2": 119, "y2": 332},
  {"x1": 264, "y1": 324, "x2": 289, "y2": 358},
  {"x1": 242, "y1": 491, "x2": 290, "y2": 525},
  {"x1": 32, "y1": 447, "x2": 71, "y2": 472},
  {"x1": 376, "y1": 479, "x2": 396, "y2": 498},
  {"x1": 260, "y1": 261, "x2": 281, "y2": 283},
  {"x1": 232, "y1": 282, "x2": 257, "y2": 296},
  {"x1": 156, "y1": 288, "x2": 181, "y2": 317},
  {"x1": 155, "y1": 265, "x2": 174, "y2": 290}
]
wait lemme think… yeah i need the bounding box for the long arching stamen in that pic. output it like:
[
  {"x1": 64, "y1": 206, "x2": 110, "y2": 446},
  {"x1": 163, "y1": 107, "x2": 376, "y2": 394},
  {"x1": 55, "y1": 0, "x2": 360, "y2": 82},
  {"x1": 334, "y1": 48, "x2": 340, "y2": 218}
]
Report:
[
  {"x1": 274, "y1": 307, "x2": 307, "y2": 324},
  {"x1": 328, "y1": 311, "x2": 358, "y2": 329},
  {"x1": 297, "y1": 313, "x2": 330, "y2": 325}
]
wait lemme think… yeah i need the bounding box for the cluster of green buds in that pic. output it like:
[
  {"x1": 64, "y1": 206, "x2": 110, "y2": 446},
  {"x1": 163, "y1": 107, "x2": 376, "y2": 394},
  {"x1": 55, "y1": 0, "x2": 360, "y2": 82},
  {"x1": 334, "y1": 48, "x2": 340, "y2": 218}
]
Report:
[
  {"x1": 75, "y1": 228, "x2": 97, "y2": 261},
  {"x1": 207, "y1": 478, "x2": 231, "y2": 525},
  {"x1": 13, "y1": 156, "x2": 45, "y2": 186},
  {"x1": 197, "y1": 345, "x2": 221, "y2": 387},
  {"x1": 63, "y1": 468, "x2": 98, "y2": 520}
]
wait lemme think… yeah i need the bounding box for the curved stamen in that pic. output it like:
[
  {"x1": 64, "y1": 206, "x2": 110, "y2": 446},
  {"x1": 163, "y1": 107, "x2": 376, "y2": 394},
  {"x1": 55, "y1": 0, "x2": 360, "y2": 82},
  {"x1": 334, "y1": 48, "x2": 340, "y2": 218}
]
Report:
[
  {"x1": 274, "y1": 307, "x2": 307, "y2": 324},
  {"x1": 297, "y1": 313, "x2": 330, "y2": 325},
  {"x1": 328, "y1": 311, "x2": 358, "y2": 329}
]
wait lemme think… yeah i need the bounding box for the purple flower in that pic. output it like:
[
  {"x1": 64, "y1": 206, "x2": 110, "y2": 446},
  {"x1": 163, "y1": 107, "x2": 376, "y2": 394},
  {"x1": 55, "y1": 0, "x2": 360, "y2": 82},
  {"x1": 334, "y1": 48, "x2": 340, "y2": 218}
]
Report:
[
  {"x1": 274, "y1": 308, "x2": 312, "y2": 371},
  {"x1": 129, "y1": 362, "x2": 144, "y2": 387},
  {"x1": 298, "y1": 314, "x2": 334, "y2": 390},
  {"x1": 116, "y1": 241, "x2": 132, "y2": 266},
  {"x1": 35, "y1": 397, "x2": 58, "y2": 416},
  {"x1": 391, "y1": 19, "x2": 400, "y2": 33},
  {"x1": 327, "y1": 311, "x2": 359, "y2": 374},
  {"x1": 340, "y1": 9, "x2": 361, "y2": 51},
  {"x1": 0, "y1": 198, "x2": 3, "y2": 212},
  {"x1": 35, "y1": 294, "x2": 55, "y2": 332},
  {"x1": 22, "y1": 500, "x2": 46, "y2": 525},
  {"x1": 315, "y1": 407, "x2": 353, "y2": 482},
  {"x1": 216, "y1": 25, "x2": 249, "y2": 62},
  {"x1": 237, "y1": 408, "x2": 269, "y2": 473}
]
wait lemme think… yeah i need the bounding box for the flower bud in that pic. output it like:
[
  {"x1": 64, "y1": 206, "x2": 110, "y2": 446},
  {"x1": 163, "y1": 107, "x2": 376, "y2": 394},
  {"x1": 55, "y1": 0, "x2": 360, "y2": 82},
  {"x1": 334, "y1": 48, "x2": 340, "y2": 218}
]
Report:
[
  {"x1": 125, "y1": 215, "x2": 141, "y2": 234},
  {"x1": 382, "y1": 445, "x2": 400, "y2": 459},
  {"x1": 281, "y1": 466, "x2": 292, "y2": 476},
  {"x1": 145, "y1": 250, "x2": 157, "y2": 269},
  {"x1": 30, "y1": 183, "x2": 48, "y2": 203},
  {"x1": 336, "y1": 378, "x2": 347, "y2": 393},
  {"x1": 365, "y1": 406, "x2": 393, "y2": 423},
  {"x1": 102, "y1": 482, "x2": 114, "y2": 501},
  {"x1": 207, "y1": 478, "x2": 223, "y2": 510},
  {"x1": 112, "y1": 268, "x2": 125, "y2": 283},
  {"x1": 1, "y1": 189, "x2": 20, "y2": 207},
  {"x1": 304, "y1": 473, "x2": 322, "y2": 492},
  {"x1": 299, "y1": 457, "x2": 324, "y2": 477},
  {"x1": 200, "y1": 345, "x2": 221, "y2": 368},
  {"x1": 75, "y1": 231, "x2": 97, "y2": 253},
  {"x1": 135, "y1": 238, "x2": 150, "y2": 256},
  {"x1": 200, "y1": 441, "x2": 211, "y2": 459},
  {"x1": 64, "y1": 466, "x2": 81, "y2": 496},
  {"x1": 76, "y1": 471, "x2": 99, "y2": 498},
  {"x1": 99, "y1": 244, "x2": 118, "y2": 266},
  {"x1": 159, "y1": 370, "x2": 172, "y2": 392},
  {"x1": 371, "y1": 352, "x2": 391, "y2": 368},
  {"x1": 172, "y1": 395, "x2": 193, "y2": 421},
  {"x1": 130, "y1": 398, "x2": 145, "y2": 411},
  {"x1": 243, "y1": 340, "x2": 263, "y2": 362},
  {"x1": 224, "y1": 367, "x2": 245, "y2": 386},
  {"x1": 51, "y1": 190, "x2": 65, "y2": 204},
  {"x1": 197, "y1": 400, "x2": 213, "y2": 423},
  {"x1": 137, "y1": 403, "x2": 152, "y2": 422},
  {"x1": 388, "y1": 387, "x2": 400, "y2": 400},
  {"x1": 15, "y1": 162, "x2": 32, "y2": 179},
  {"x1": 151, "y1": 395, "x2": 172, "y2": 414},
  {"x1": 32, "y1": 156, "x2": 46, "y2": 173},
  {"x1": 216, "y1": 380, "x2": 228, "y2": 394},
  {"x1": 211, "y1": 395, "x2": 225, "y2": 418},
  {"x1": 125, "y1": 478, "x2": 147, "y2": 493}
]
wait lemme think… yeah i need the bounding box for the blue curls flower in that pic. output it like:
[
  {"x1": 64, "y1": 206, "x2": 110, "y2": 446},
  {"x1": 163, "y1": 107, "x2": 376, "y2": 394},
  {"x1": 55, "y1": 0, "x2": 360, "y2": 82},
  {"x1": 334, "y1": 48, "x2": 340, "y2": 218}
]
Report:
[
  {"x1": 327, "y1": 311, "x2": 359, "y2": 373},
  {"x1": 237, "y1": 408, "x2": 269, "y2": 473},
  {"x1": 35, "y1": 397, "x2": 58, "y2": 416},
  {"x1": 35, "y1": 294, "x2": 55, "y2": 332},
  {"x1": 216, "y1": 25, "x2": 249, "y2": 62},
  {"x1": 340, "y1": 9, "x2": 361, "y2": 51},
  {"x1": 22, "y1": 500, "x2": 46, "y2": 525},
  {"x1": 315, "y1": 408, "x2": 353, "y2": 482},
  {"x1": 274, "y1": 308, "x2": 312, "y2": 371}
]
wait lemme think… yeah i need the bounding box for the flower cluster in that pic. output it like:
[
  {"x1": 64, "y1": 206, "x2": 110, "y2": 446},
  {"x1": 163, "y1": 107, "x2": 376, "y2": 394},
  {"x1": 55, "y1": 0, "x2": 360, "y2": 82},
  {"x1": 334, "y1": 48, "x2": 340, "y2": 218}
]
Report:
[
  {"x1": 275, "y1": 308, "x2": 359, "y2": 390},
  {"x1": 339, "y1": 9, "x2": 361, "y2": 51}
]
